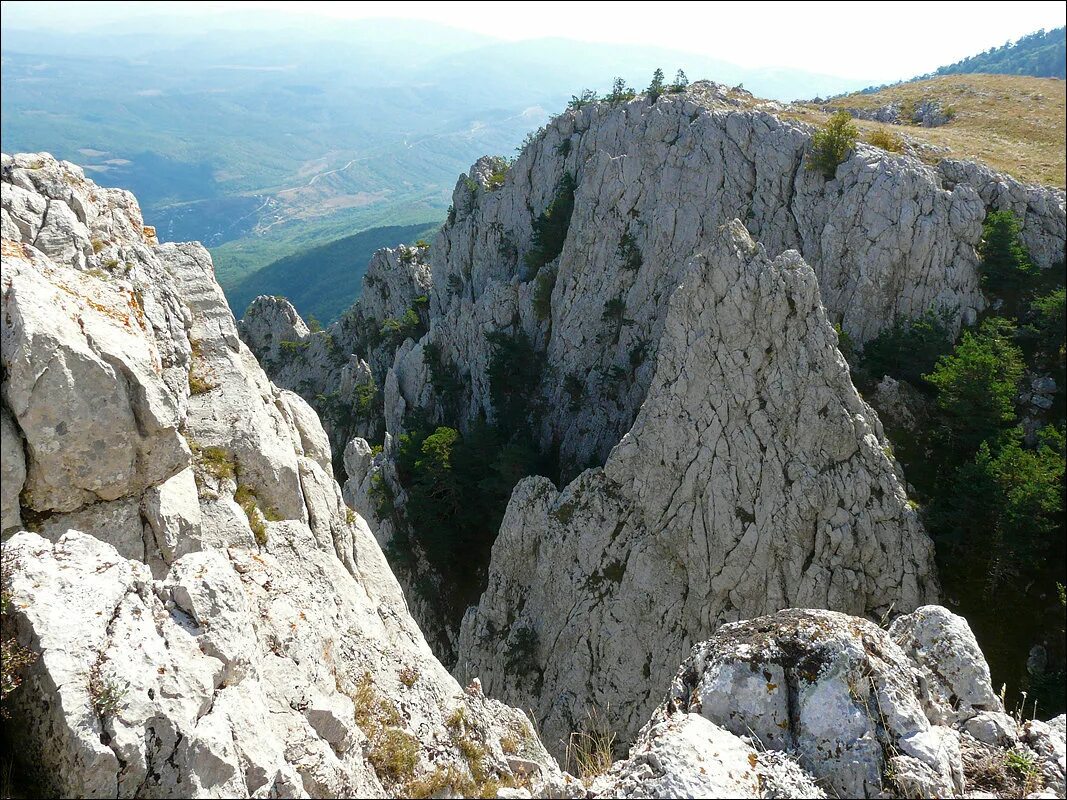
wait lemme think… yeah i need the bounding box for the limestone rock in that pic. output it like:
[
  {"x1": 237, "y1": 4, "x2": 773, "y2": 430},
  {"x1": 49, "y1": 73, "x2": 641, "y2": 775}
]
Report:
[
  {"x1": 889, "y1": 604, "x2": 1002, "y2": 725},
  {"x1": 938, "y1": 158, "x2": 1066, "y2": 271},
  {"x1": 963, "y1": 711, "x2": 1020, "y2": 747},
  {"x1": 1, "y1": 404, "x2": 26, "y2": 531},
  {"x1": 2, "y1": 249, "x2": 189, "y2": 513},
  {"x1": 912, "y1": 99, "x2": 951, "y2": 127},
  {"x1": 1023, "y1": 715, "x2": 1066, "y2": 795},
  {"x1": 588, "y1": 714, "x2": 762, "y2": 798},
  {"x1": 1, "y1": 154, "x2": 562, "y2": 799},
  {"x1": 457, "y1": 221, "x2": 937, "y2": 756},
  {"x1": 238, "y1": 244, "x2": 431, "y2": 462},
  {"x1": 657, "y1": 609, "x2": 961, "y2": 798}
]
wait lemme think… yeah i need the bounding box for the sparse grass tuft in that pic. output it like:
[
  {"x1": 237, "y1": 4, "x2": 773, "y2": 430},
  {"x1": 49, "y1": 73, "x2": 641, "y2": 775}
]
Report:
[
  {"x1": 867, "y1": 128, "x2": 906, "y2": 152},
  {"x1": 188, "y1": 370, "x2": 214, "y2": 396},
  {"x1": 189, "y1": 440, "x2": 236, "y2": 484},
  {"x1": 368, "y1": 727, "x2": 419, "y2": 785},
  {"x1": 88, "y1": 658, "x2": 127, "y2": 718},
  {"x1": 566, "y1": 706, "x2": 616, "y2": 784},
  {"x1": 235, "y1": 483, "x2": 274, "y2": 546}
]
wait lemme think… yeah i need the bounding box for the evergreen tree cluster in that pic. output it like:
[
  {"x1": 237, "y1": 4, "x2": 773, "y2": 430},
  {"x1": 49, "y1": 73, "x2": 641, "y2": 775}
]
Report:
[
  {"x1": 933, "y1": 27, "x2": 1066, "y2": 80},
  {"x1": 855, "y1": 210, "x2": 1066, "y2": 714}
]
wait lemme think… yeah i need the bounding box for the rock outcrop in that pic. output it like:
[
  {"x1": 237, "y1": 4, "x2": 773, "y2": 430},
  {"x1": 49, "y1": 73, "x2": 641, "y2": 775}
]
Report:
[
  {"x1": 391, "y1": 81, "x2": 1062, "y2": 474},
  {"x1": 586, "y1": 606, "x2": 1066, "y2": 799},
  {"x1": 1, "y1": 153, "x2": 559, "y2": 799},
  {"x1": 239, "y1": 244, "x2": 432, "y2": 462},
  {"x1": 455, "y1": 221, "x2": 937, "y2": 754}
]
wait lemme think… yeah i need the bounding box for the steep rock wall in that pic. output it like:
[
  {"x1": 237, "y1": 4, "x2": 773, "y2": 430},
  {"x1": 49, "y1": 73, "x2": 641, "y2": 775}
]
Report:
[
  {"x1": 0, "y1": 154, "x2": 560, "y2": 799},
  {"x1": 455, "y1": 221, "x2": 938, "y2": 754}
]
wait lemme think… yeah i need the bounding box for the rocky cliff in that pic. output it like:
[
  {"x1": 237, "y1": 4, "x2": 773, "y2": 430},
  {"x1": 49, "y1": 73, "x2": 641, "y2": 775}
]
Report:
[
  {"x1": 0, "y1": 153, "x2": 561, "y2": 798},
  {"x1": 454, "y1": 220, "x2": 937, "y2": 752},
  {"x1": 2, "y1": 147, "x2": 1066, "y2": 798},
  {"x1": 242, "y1": 81, "x2": 1065, "y2": 759}
]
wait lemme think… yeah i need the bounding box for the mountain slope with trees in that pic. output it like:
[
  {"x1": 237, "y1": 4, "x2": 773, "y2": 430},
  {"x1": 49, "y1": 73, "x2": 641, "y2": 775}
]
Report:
[{"x1": 931, "y1": 27, "x2": 1066, "y2": 80}]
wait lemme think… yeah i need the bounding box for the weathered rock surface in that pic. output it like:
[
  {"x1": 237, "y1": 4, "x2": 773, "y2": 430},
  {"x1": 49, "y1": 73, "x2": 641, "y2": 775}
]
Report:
[
  {"x1": 233, "y1": 83, "x2": 1065, "y2": 782},
  {"x1": 456, "y1": 221, "x2": 938, "y2": 755},
  {"x1": 1, "y1": 154, "x2": 560, "y2": 799},
  {"x1": 385, "y1": 81, "x2": 1061, "y2": 480},
  {"x1": 239, "y1": 244, "x2": 431, "y2": 462},
  {"x1": 583, "y1": 607, "x2": 1063, "y2": 799},
  {"x1": 938, "y1": 158, "x2": 1066, "y2": 271}
]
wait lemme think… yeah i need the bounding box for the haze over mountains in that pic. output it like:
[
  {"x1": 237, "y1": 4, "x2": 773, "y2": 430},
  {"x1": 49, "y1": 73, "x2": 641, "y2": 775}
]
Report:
[
  {"x1": 1, "y1": 12, "x2": 875, "y2": 301},
  {"x1": 2, "y1": 11, "x2": 1064, "y2": 324}
]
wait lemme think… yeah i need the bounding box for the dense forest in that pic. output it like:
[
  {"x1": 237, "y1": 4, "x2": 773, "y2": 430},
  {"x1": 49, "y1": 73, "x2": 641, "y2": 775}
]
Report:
[
  {"x1": 848, "y1": 211, "x2": 1066, "y2": 715},
  {"x1": 932, "y1": 27, "x2": 1066, "y2": 80},
  {"x1": 858, "y1": 27, "x2": 1066, "y2": 95}
]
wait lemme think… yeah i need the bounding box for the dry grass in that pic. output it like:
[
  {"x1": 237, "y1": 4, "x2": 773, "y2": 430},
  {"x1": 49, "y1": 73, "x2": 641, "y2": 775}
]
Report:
[
  {"x1": 787, "y1": 75, "x2": 1065, "y2": 188},
  {"x1": 566, "y1": 706, "x2": 616, "y2": 784}
]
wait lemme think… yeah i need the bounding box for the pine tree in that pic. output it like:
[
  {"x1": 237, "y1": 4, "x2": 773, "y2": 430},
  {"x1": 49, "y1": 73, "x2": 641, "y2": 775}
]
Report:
[
  {"x1": 607, "y1": 77, "x2": 635, "y2": 106},
  {"x1": 671, "y1": 69, "x2": 689, "y2": 92},
  {"x1": 978, "y1": 210, "x2": 1038, "y2": 293},
  {"x1": 646, "y1": 68, "x2": 666, "y2": 101}
]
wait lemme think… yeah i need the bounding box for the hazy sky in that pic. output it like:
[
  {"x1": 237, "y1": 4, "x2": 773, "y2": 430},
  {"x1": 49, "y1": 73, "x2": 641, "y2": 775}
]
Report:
[{"x1": 3, "y1": 1, "x2": 1065, "y2": 82}]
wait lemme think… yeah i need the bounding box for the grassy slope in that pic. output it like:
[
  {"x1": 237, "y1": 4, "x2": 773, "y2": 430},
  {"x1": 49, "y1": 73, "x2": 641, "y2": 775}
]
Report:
[
  {"x1": 790, "y1": 74, "x2": 1066, "y2": 188},
  {"x1": 225, "y1": 221, "x2": 441, "y2": 323}
]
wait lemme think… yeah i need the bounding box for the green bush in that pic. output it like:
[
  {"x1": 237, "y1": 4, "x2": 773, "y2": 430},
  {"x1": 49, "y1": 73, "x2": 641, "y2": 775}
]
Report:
[
  {"x1": 617, "y1": 231, "x2": 643, "y2": 271},
  {"x1": 979, "y1": 211, "x2": 1039, "y2": 294},
  {"x1": 379, "y1": 308, "x2": 425, "y2": 348},
  {"x1": 600, "y1": 296, "x2": 634, "y2": 344},
  {"x1": 806, "y1": 111, "x2": 858, "y2": 180},
  {"x1": 486, "y1": 160, "x2": 509, "y2": 191},
  {"x1": 392, "y1": 328, "x2": 554, "y2": 623},
  {"x1": 486, "y1": 329, "x2": 545, "y2": 429},
  {"x1": 524, "y1": 173, "x2": 577, "y2": 277},
  {"x1": 924, "y1": 317, "x2": 1024, "y2": 457},
  {"x1": 423, "y1": 343, "x2": 464, "y2": 419},
  {"x1": 567, "y1": 89, "x2": 598, "y2": 110},
  {"x1": 859, "y1": 310, "x2": 953, "y2": 388},
  {"x1": 933, "y1": 426, "x2": 1064, "y2": 594},
  {"x1": 1024, "y1": 286, "x2": 1066, "y2": 366},
  {"x1": 606, "y1": 77, "x2": 637, "y2": 106},
  {"x1": 533, "y1": 269, "x2": 557, "y2": 321}
]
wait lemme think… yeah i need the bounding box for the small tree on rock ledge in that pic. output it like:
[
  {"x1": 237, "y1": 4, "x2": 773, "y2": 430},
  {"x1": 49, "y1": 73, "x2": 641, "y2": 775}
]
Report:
[{"x1": 806, "y1": 111, "x2": 858, "y2": 180}]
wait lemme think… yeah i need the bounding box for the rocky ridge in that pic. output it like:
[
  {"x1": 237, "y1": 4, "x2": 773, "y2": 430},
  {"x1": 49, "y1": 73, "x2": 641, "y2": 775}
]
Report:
[
  {"x1": 243, "y1": 81, "x2": 1065, "y2": 759},
  {"x1": 454, "y1": 220, "x2": 938, "y2": 753},
  {"x1": 1, "y1": 150, "x2": 1066, "y2": 798}
]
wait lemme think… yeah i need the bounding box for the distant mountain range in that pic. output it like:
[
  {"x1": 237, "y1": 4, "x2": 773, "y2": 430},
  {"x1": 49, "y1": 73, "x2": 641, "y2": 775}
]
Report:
[
  {"x1": 1, "y1": 13, "x2": 874, "y2": 295},
  {"x1": 3, "y1": 14, "x2": 1063, "y2": 324}
]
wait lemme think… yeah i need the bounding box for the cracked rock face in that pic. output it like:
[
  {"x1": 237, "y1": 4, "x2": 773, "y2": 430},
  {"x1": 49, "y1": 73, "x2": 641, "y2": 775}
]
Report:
[
  {"x1": 584, "y1": 607, "x2": 1063, "y2": 799},
  {"x1": 244, "y1": 85, "x2": 1063, "y2": 678},
  {"x1": 239, "y1": 245, "x2": 431, "y2": 462},
  {"x1": 456, "y1": 221, "x2": 938, "y2": 757},
  {"x1": 1, "y1": 153, "x2": 560, "y2": 799}
]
